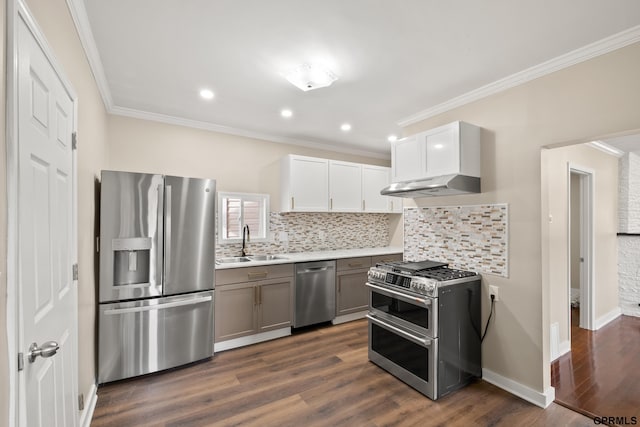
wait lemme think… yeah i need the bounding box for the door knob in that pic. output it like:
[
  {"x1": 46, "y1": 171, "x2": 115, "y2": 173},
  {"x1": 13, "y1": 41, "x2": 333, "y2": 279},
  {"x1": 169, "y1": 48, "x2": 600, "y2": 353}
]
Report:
[{"x1": 27, "y1": 341, "x2": 59, "y2": 363}]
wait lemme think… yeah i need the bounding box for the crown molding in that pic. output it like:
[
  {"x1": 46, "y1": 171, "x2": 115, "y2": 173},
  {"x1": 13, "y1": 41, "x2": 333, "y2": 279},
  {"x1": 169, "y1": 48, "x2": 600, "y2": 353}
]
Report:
[
  {"x1": 109, "y1": 106, "x2": 391, "y2": 160},
  {"x1": 398, "y1": 25, "x2": 640, "y2": 127},
  {"x1": 587, "y1": 141, "x2": 625, "y2": 157},
  {"x1": 65, "y1": 0, "x2": 113, "y2": 109},
  {"x1": 65, "y1": 0, "x2": 388, "y2": 160}
]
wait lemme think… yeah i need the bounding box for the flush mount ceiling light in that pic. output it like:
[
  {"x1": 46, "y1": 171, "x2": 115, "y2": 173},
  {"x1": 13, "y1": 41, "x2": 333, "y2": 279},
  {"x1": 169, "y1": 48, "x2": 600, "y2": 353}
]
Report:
[
  {"x1": 281, "y1": 109, "x2": 293, "y2": 118},
  {"x1": 387, "y1": 135, "x2": 398, "y2": 142},
  {"x1": 199, "y1": 88, "x2": 214, "y2": 100},
  {"x1": 282, "y1": 63, "x2": 338, "y2": 92},
  {"x1": 340, "y1": 123, "x2": 352, "y2": 132}
]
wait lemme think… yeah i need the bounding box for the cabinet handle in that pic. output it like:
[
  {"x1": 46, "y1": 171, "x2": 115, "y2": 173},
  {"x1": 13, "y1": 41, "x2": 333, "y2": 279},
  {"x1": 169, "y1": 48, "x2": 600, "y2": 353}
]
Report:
[
  {"x1": 258, "y1": 286, "x2": 262, "y2": 305},
  {"x1": 348, "y1": 263, "x2": 363, "y2": 268},
  {"x1": 254, "y1": 286, "x2": 258, "y2": 306},
  {"x1": 330, "y1": 198, "x2": 333, "y2": 210},
  {"x1": 390, "y1": 201, "x2": 393, "y2": 211},
  {"x1": 248, "y1": 271, "x2": 268, "y2": 280},
  {"x1": 362, "y1": 200, "x2": 365, "y2": 211},
  {"x1": 338, "y1": 282, "x2": 341, "y2": 293}
]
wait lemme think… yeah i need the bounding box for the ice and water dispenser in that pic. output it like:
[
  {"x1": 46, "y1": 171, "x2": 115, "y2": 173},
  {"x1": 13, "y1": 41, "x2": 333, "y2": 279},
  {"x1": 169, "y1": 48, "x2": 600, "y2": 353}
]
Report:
[{"x1": 111, "y1": 237, "x2": 152, "y2": 286}]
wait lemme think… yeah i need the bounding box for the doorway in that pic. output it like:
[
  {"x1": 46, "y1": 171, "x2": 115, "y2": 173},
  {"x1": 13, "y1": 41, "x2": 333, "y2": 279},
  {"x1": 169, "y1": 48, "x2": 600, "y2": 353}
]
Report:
[{"x1": 567, "y1": 165, "x2": 594, "y2": 335}]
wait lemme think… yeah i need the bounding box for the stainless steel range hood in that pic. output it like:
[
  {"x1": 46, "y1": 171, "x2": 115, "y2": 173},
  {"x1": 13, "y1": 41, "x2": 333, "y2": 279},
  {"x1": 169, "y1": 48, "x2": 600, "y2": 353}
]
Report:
[{"x1": 380, "y1": 174, "x2": 480, "y2": 198}]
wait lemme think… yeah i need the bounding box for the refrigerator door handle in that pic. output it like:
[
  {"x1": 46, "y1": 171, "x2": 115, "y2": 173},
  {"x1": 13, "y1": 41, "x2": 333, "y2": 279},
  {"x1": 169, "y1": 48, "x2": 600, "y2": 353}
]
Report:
[
  {"x1": 164, "y1": 184, "x2": 172, "y2": 284},
  {"x1": 156, "y1": 183, "x2": 164, "y2": 288},
  {"x1": 103, "y1": 295, "x2": 213, "y2": 316}
]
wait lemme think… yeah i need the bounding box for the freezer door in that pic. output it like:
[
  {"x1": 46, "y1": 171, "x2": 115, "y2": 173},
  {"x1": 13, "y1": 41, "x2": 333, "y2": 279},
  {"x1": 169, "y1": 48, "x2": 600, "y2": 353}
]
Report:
[
  {"x1": 163, "y1": 175, "x2": 216, "y2": 295},
  {"x1": 99, "y1": 171, "x2": 164, "y2": 302},
  {"x1": 98, "y1": 291, "x2": 214, "y2": 383}
]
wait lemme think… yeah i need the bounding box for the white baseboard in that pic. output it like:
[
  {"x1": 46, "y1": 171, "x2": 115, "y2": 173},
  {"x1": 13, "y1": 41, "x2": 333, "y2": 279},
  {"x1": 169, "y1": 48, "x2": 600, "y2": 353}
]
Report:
[
  {"x1": 79, "y1": 382, "x2": 98, "y2": 427},
  {"x1": 551, "y1": 340, "x2": 571, "y2": 362},
  {"x1": 595, "y1": 307, "x2": 622, "y2": 330},
  {"x1": 332, "y1": 311, "x2": 367, "y2": 325},
  {"x1": 214, "y1": 327, "x2": 291, "y2": 352},
  {"x1": 482, "y1": 368, "x2": 555, "y2": 408},
  {"x1": 558, "y1": 340, "x2": 571, "y2": 359}
]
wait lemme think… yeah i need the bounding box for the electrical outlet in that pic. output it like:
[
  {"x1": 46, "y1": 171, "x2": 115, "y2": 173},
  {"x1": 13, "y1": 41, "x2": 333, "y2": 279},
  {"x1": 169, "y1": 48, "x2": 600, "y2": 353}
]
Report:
[{"x1": 489, "y1": 285, "x2": 499, "y2": 301}]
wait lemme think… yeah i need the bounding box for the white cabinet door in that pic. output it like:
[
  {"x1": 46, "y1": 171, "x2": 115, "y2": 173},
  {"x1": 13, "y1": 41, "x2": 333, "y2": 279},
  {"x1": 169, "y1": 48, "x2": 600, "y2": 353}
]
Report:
[
  {"x1": 329, "y1": 161, "x2": 362, "y2": 212},
  {"x1": 424, "y1": 124, "x2": 460, "y2": 177},
  {"x1": 362, "y1": 165, "x2": 390, "y2": 212},
  {"x1": 391, "y1": 135, "x2": 423, "y2": 183},
  {"x1": 288, "y1": 156, "x2": 329, "y2": 211}
]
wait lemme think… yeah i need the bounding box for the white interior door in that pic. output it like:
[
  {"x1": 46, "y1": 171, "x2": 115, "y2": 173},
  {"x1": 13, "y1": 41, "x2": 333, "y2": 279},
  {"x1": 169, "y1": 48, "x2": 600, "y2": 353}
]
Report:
[{"x1": 16, "y1": 13, "x2": 78, "y2": 427}]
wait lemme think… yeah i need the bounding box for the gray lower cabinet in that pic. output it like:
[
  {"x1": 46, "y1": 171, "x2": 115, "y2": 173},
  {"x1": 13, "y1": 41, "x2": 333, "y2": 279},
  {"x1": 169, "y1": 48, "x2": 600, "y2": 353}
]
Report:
[
  {"x1": 336, "y1": 253, "x2": 403, "y2": 316},
  {"x1": 215, "y1": 264, "x2": 294, "y2": 343},
  {"x1": 336, "y1": 257, "x2": 372, "y2": 315}
]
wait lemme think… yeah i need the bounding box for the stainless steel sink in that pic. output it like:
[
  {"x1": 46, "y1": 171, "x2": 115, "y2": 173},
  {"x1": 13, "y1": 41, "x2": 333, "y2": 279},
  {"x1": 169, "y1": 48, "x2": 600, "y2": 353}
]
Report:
[
  {"x1": 216, "y1": 256, "x2": 251, "y2": 264},
  {"x1": 248, "y1": 255, "x2": 287, "y2": 261}
]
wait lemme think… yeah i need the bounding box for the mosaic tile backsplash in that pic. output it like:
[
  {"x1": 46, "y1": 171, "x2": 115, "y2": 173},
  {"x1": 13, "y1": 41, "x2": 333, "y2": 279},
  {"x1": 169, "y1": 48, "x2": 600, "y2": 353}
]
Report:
[
  {"x1": 217, "y1": 212, "x2": 390, "y2": 258},
  {"x1": 404, "y1": 204, "x2": 509, "y2": 277}
]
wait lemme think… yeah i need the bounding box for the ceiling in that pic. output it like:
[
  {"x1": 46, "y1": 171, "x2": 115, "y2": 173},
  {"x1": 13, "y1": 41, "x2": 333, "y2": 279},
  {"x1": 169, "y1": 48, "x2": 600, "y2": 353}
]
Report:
[{"x1": 77, "y1": 0, "x2": 640, "y2": 157}]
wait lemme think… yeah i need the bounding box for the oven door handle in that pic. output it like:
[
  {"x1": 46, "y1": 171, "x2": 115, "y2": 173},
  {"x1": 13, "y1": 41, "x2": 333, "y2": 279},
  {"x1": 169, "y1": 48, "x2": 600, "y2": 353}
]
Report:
[
  {"x1": 365, "y1": 282, "x2": 432, "y2": 307},
  {"x1": 366, "y1": 314, "x2": 432, "y2": 348}
]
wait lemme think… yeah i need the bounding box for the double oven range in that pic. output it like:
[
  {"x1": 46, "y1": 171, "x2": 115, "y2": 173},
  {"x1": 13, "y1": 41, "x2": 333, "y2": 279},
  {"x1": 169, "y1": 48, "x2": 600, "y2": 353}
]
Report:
[{"x1": 366, "y1": 260, "x2": 482, "y2": 400}]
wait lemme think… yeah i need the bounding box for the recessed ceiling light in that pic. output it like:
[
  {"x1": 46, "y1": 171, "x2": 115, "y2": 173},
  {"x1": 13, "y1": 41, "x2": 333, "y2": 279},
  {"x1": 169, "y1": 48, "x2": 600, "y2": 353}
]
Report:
[
  {"x1": 434, "y1": 144, "x2": 444, "y2": 149},
  {"x1": 282, "y1": 63, "x2": 338, "y2": 92},
  {"x1": 199, "y1": 89, "x2": 214, "y2": 100},
  {"x1": 340, "y1": 123, "x2": 352, "y2": 132},
  {"x1": 281, "y1": 109, "x2": 293, "y2": 118},
  {"x1": 387, "y1": 135, "x2": 398, "y2": 142}
]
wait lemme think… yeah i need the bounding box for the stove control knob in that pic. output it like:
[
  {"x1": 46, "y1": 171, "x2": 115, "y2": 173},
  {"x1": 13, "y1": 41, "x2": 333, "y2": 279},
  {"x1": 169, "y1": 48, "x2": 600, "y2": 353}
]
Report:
[{"x1": 425, "y1": 282, "x2": 436, "y2": 296}]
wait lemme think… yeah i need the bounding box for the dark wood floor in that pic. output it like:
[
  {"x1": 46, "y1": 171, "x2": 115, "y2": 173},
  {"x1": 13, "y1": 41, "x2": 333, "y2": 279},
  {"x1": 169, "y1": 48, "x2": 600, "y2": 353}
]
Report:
[
  {"x1": 552, "y1": 308, "x2": 640, "y2": 426},
  {"x1": 92, "y1": 320, "x2": 591, "y2": 427}
]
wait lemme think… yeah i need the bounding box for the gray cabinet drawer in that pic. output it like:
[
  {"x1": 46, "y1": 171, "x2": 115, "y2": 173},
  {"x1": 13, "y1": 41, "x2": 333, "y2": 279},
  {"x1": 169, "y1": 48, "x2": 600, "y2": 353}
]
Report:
[
  {"x1": 371, "y1": 253, "x2": 402, "y2": 265},
  {"x1": 337, "y1": 257, "x2": 372, "y2": 271},
  {"x1": 216, "y1": 263, "x2": 294, "y2": 286}
]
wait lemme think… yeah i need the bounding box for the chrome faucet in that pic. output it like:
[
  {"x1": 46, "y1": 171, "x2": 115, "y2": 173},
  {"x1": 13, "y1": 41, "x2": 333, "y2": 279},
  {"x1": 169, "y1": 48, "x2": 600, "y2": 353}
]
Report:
[{"x1": 241, "y1": 225, "x2": 250, "y2": 256}]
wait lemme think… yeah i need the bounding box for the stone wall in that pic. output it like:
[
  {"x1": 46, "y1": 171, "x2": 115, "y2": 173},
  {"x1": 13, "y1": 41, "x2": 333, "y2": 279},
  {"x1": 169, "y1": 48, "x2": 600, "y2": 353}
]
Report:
[
  {"x1": 404, "y1": 204, "x2": 508, "y2": 276},
  {"x1": 619, "y1": 152, "x2": 640, "y2": 233},
  {"x1": 618, "y1": 235, "x2": 640, "y2": 317},
  {"x1": 217, "y1": 212, "x2": 390, "y2": 257}
]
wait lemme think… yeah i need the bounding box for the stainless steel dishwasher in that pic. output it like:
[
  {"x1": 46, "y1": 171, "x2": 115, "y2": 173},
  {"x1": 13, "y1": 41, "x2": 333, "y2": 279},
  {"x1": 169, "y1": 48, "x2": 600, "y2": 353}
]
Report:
[{"x1": 294, "y1": 260, "x2": 336, "y2": 327}]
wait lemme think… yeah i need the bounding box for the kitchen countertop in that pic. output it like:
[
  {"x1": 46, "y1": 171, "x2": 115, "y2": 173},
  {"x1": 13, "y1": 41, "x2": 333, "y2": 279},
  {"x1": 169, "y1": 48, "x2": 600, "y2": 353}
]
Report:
[{"x1": 215, "y1": 246, "x2": 403, "y2": 269}]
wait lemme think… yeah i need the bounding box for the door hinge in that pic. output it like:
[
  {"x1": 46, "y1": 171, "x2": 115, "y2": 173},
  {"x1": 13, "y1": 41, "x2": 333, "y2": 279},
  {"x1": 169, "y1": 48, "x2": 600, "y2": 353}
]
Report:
[
  {"x1": 17, "y1": 353, "x2": 24, "y2": 371},
  {"x1": 72, "y1": 263, "x2": 78, "y2": 281},
  {"x1": 72, "y1": 132, "x2": 78, "y2": 150},
  {"x1": 78, "y1": 393, "x2": 85, "y2": 411}
]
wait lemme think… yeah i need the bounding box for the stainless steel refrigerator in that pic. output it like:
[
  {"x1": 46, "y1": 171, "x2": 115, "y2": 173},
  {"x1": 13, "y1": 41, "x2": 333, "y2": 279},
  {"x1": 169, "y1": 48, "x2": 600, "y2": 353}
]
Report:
[{"x1": 98, "y1": 170, "x2": 216, "y2": 383}]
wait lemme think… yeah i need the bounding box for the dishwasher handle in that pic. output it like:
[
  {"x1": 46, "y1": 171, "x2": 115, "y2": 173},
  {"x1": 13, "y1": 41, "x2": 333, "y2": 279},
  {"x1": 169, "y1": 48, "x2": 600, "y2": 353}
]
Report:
[{"x1": 298, "y1": 266, "x2": 334, "y2": 274}]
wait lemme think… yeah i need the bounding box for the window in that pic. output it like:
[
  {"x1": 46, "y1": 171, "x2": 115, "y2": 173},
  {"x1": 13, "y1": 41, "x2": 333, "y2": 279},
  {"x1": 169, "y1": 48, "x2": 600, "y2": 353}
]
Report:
[{"x1": 218, "y1": 192, "x2": 270, "y2": 243}]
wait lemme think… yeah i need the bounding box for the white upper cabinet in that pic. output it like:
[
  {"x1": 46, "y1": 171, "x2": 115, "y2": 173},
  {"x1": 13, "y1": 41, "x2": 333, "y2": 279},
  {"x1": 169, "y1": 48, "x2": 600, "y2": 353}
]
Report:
[
  {"x1": 391, "y1": 134, "x2": 422, "y2": 183},
  {"x1": 281, "y1": 155, "x2": 399, "y2": 213},
  {"x1": 329, "y1": 161, "x2": 362, "y2": 212},
  {"x1": 362, "y1": 165, "x2": 391, "y2": 213},
  {"x1": 281, "y1": 155, "x2": 329, "y2": 212},
  {"x1": 391, "y1": 121, "x2": 481, "y2": 182}
]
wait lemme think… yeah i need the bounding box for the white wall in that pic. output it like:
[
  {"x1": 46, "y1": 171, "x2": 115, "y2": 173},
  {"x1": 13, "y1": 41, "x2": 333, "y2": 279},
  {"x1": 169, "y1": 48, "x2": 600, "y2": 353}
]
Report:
[
  {"x1": 106, "y1": 114, "x2": 390, "y2": 211},
  {"x1": 402, "y1": 43, "x2": 640, "y2": 397},
  {"x1": 543, "y1": 144, "x2": 619, "y2": 350},
  {"x1": 0, "y1": 1, "x2": 110, "y2": 424}
]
